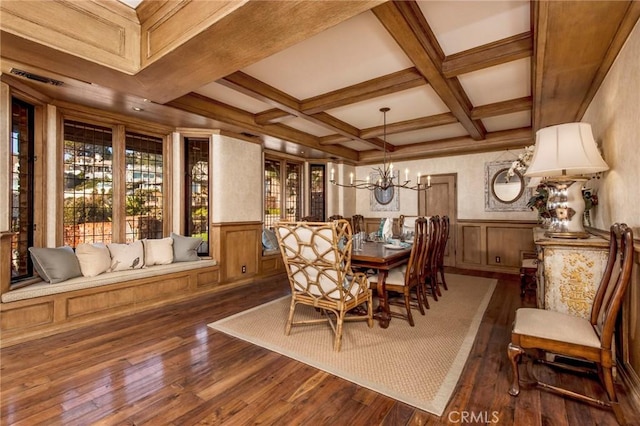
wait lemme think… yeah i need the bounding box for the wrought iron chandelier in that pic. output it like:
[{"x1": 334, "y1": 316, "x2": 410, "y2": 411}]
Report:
[{"x1": 330, "y1": 107, "x2": 431, "y2": 193}]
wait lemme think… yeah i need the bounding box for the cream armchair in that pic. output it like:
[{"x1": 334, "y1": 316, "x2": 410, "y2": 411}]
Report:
[{"x1": 275, "y1": 219, "x2": 373, "y2": 351}]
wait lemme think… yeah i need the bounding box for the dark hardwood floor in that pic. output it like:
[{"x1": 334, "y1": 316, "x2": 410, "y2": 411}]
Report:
[{"x1": 1, "y1": 269, "x2": 637, "y2": 425}]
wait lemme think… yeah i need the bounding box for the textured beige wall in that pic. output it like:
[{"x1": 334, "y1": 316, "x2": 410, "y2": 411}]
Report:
[
  {"x1": 211, "y1": 134, "x2": 263, "y2": 223},
  {"x1": 582, "y1": 19, "x2": 640, "y2": 231},
  {"x1": 354, "y1": 150, "x2": 539, "y2": 221}
]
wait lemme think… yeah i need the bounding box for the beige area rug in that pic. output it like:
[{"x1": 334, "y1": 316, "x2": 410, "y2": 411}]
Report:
[{"x1": 208, "y1": 274, "x2": 496, "y2": 416}]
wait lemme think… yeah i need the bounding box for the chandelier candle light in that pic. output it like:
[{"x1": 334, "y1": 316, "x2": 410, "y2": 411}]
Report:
[
  {"x1": 330, "y1": 108, "x2": 431, "y2": 205},
  {"x1": 524, "y1": 122, "x2": 608, "y2": 239}
]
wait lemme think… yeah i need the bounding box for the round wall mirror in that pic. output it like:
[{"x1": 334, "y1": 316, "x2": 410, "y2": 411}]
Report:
[{"x1": 491, "y1": 168, "x2": 524, "y2": 204}]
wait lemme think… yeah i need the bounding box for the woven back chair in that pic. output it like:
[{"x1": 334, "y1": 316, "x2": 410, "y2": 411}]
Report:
[{"x1": 274, "y1": 219, "x2": 373, "y2": 351}]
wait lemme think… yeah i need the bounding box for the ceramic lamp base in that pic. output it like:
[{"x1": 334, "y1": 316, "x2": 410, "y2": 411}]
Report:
[{"x1": 543, "y1": 177, "x2": 590, "y2": 239}]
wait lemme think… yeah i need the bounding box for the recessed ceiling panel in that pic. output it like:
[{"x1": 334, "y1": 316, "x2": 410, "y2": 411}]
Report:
[
  {"x1": 241, "y1": 11, "x2": 413, "y2": 100},
  {"x1": 458, "y1": 57, "x2": 531, "y2": 106},
  {"x1": 195, "y1": 81, "x2": 271, "y2": 113},
  {"x1": 482, "y1": 111, "x2": 531, "y2": 132},
  {"x1": 340, "y1": 140, "x2": 376, "y2": 151},
  {"x1": 326, "y1": 85, "x2": 450, "y2": 129},
  {"x1": 386, "y1": 123, "x2": 469, "y2": 146},
  {"x1": 283, "y1": 117, "x2": 335, "y2": 137},
  {"x1": 417, "y1": 0, "x2": 530, "y2": 55}
]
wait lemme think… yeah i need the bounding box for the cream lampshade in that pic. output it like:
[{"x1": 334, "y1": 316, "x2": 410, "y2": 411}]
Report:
[{"x1": 525, "y1": 122, "x2": 608, "y2": 238}]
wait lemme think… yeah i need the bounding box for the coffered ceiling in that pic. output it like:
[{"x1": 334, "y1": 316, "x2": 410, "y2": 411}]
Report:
[{"x1": 1, "y1": 1, "x2": 638, "y2": 163}]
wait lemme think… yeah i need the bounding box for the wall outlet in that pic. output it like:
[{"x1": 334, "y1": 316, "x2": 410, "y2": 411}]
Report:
[
  {"x1": 495, "y1": 256, "x2": 501, "y2": 264},
  {"x1": 242, "y1": 265, "x2": 247, "y2": 273}
]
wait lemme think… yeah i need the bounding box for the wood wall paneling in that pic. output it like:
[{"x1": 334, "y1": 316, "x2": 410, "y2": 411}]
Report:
[
  {"x1": 456, "y1": 221, "x2": 537, "y2": 273},
  {"x1": 0, "y1": 0, "x2": 140, "y2": 74},
  {"x1": 211, "y1": 222, "x2": 262, "y2": 283},
  {"x1": 141, "y1": 1, "x2": 243, "y2": 67},
  {"x1": 0, "y1": 301, "x2": 53, "y2": 331},
  {"x1": 459, "y1": 224, "x2": 482, "y2": 265}
]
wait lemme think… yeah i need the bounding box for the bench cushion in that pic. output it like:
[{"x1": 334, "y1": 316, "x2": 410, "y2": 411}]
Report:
[{"x1": 2, "y1": 259, "x2": 218, "y2": 303}]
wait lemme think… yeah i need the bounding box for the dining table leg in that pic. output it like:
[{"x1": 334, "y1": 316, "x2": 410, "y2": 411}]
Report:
[{"x1": 376, "y1": 270, "x2": 390, "y2": 328}]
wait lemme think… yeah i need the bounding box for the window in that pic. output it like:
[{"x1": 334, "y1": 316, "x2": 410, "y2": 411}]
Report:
[
  {"x1": 309, "y1": 164, "x2": 325, "y2": 221},
  {"x1": 10, "y1": 98, "x2": 35, "y2": 281},
  {"x1": 185, "y1": 137, "x2": 209, "y2": 255},
  {"x1": 63, "y1": 121, "x2": 114, "y2": 246},
  {"x1": 125, "y1": 132, "x2": 164, "y2": 242},
  {"x1": 264, "y1": 157, "x2": 302, "y2": 228}
]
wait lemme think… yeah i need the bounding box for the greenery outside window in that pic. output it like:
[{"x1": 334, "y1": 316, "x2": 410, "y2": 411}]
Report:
[{"x1": 264, "y1": 157, "x2": 302, "y2": 228}]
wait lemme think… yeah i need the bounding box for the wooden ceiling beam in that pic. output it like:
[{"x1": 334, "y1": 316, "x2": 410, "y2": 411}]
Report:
[
  {"x1": 442, "y1": 32, "x2": 532, "y2": 78},
  {"x1": 532, "y1": 0, "x2": 639, "y2": 129},
  {"x1": 471, "y1": 96, "x2": 532, "y2": 120},
  {"x1": 167, "y1": 93, "x2": 359, "y2": 161},
  {"x1": 373, "y1": 1, "x2": 486, "y2": 141},
  {"x1": 220, "y1": 71, "x2": 387, "y2": 150},
  {"x1": 254, "y1": 108, "x2": 292, "y2": 125},
  {"x1": 321, "y1": 112, "x2": 459, "y2": 145},
  {"x1": 358, "y1": 127, "x2": 533, "y2": 163},
  {"x1": 300, "y1": 67, "x2": 426, "y2": 114}
]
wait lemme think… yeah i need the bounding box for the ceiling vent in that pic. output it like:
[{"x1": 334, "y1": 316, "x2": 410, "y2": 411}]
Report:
[{"x1": 10, "y1": 68, "x2": 64, "y2": 86}]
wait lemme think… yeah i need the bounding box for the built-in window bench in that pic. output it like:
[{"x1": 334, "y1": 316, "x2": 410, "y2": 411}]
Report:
[{"x1": 0, "y1": 241, "x2": 220, "y2": 348}]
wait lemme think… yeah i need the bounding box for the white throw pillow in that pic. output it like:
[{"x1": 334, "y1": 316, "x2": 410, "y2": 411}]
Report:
[
  {"x1": 75, "y1": 242, "x2": 111, "y2": 277},
  {"x1": 107, "y1": 241, "x2": 145, "y2": 271},
  {"x1": 143, "y1": 237, "x2": 174, "y2": 266}
]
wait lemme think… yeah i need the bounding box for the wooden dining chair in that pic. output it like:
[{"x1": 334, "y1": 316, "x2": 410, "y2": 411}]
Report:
[
  {"x1": 351, "y1": 214, "x2": 365, "y2": 234},
  {"x1": 368, "y1": 217, "x2": 429, "y2": 326},
  {"x1": 274, "y1": 219, "x2": 373, "y2": 351},
  {"x1": 435, "y1": 215, "x2": 450, "y2": 291},
  {"x1": 507, "y1": 223, "x2": 634, "y2": 424},
  {"x1": 423, "y1": 215, "x2": 442, "y2": 302},
  {"x1": 328, "y1": 214, "x2": 344, "y2": 221}
]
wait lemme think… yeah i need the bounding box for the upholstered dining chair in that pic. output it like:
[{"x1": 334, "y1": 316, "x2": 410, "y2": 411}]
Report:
[
  {"x1": 507, "y1": 223, "x2": 634, "y2": 425},
  {"x1": 351, "y1": 214, "x2": 365, "y2": 235},
  {"x1": 368, "y1": 217, "x2": 429, "y2": 326},
  {"x1": 274, "y1": 219, "x2": 373, "y2": 351}
]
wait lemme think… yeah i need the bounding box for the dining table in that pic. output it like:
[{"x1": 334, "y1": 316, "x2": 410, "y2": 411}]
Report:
[{"x1": 351, "y1": 240, "x2": 412, "y2": 328}]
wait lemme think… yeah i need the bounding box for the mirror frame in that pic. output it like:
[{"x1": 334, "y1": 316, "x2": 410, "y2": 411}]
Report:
[
  {"x1": 490, "y1": 167, "x2": 525, "y2": 204},
  {"x1": 484, "y1": 160, "x2": 531, "y2": 212}
]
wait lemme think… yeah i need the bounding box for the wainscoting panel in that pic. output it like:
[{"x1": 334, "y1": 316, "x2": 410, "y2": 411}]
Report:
[
  {"x1": 456, "y1": 220, "x2": 538, "y2": 274},
  {"x1": 210, "y1": 222, "x2": 261, "y2": 284}
]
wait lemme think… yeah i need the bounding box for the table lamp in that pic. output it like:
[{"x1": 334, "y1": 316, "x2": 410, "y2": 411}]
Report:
[{"x1": 524, "y1": 122, "x2": 608, "y2": 238}]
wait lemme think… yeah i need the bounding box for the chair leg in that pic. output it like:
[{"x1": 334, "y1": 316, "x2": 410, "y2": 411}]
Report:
[
  {"x1": 334, "y1": 311, "x2": 345, "y2": 351},
  {"x1": 367, "y1": 298, "x2": 373, "y2": 328},
  {"x1": 414, "y1": 286, "x2": 425, "y2": 315},
  {"x1": 420, "y1": 282, "x2": 430, "y2": 310},
  {"x1": 439, "y1": 267, "x2": 448, "y2": 291},
  {"x1": 428, "y1": 276, "x2": 439, "y2": 301},
  {"x1": 508, "y1": 343, "x2": 525, "y2": 396},
  {"x1": 285, "y1": 298, "x2": 296, "y2": 335},
  {"x1": 404, "y1": 291, "x2": 415, "y2": 326},
  {"x1": 603, "y1": 367, "x2": 627, "y2": 425}
]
